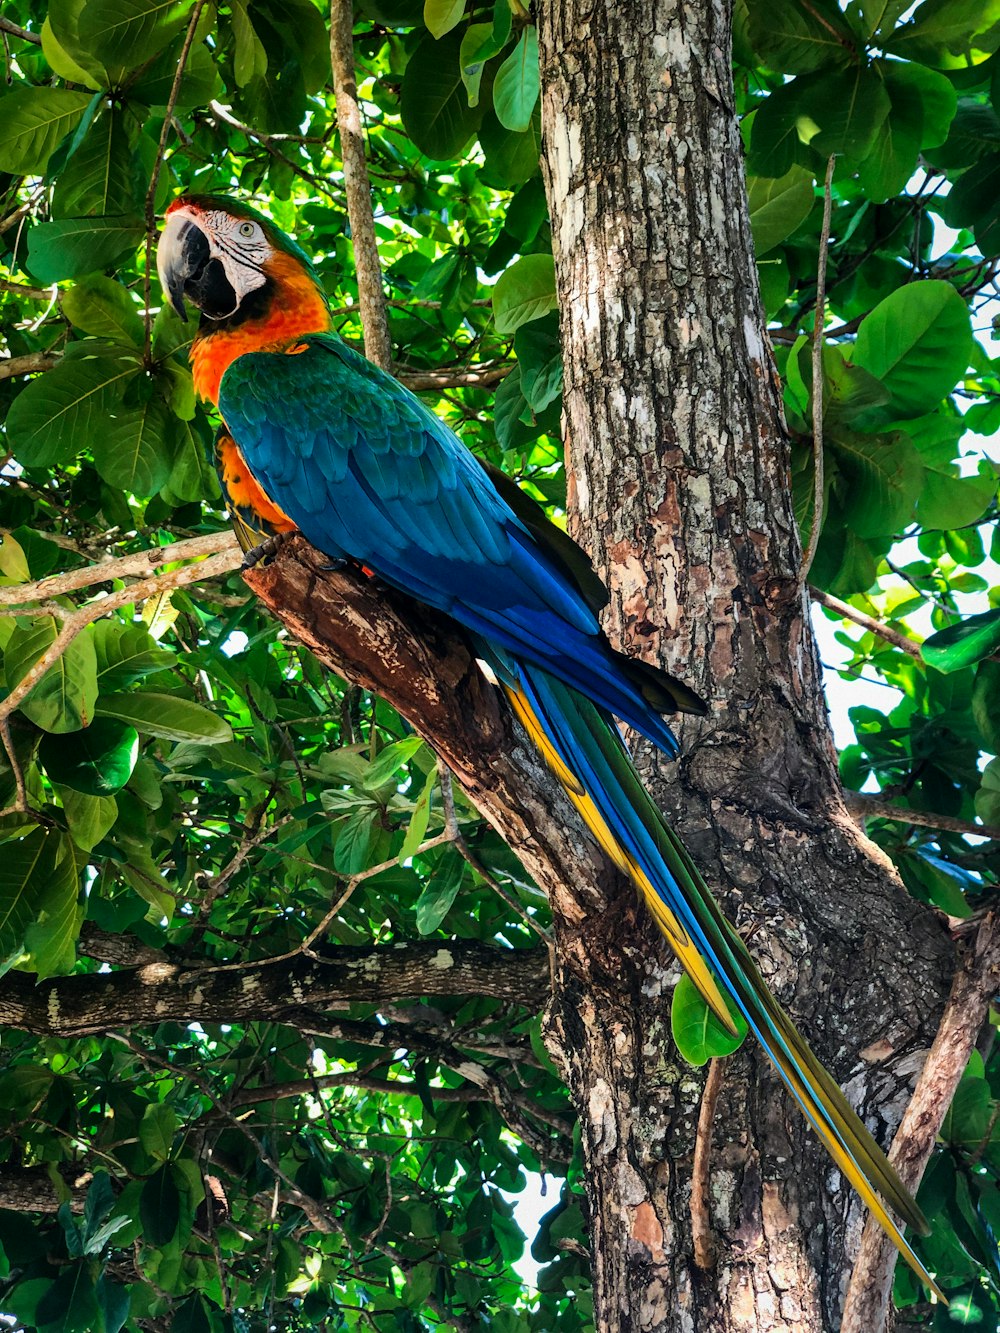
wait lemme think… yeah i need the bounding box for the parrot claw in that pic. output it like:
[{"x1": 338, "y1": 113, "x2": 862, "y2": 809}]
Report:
[
  {"x1": 241, "y1": 531, "x2": 292, "y2": 570},
  {"x1": 316, "y1": 557, "x2": 348, "y2": 572}
]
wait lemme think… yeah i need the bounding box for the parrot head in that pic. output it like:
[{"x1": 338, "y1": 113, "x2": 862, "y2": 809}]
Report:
[{"x1": 157, "y1": 194, "x2": 322, "y2": 324}]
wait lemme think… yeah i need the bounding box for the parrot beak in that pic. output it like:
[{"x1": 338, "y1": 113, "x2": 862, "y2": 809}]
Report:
[
  {"x1": 156, "y1": 210, "x2": 210, "y2": 323},
  {"x1": 157, "y1": 208, "x2": 243, "y2": 323}
]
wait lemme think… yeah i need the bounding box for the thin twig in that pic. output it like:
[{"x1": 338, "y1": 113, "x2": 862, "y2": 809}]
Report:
[
  {"x1": 143, "y1": 0, "x2": 207, "y2": 367},
  {"x1": 800, "y1": 155, "x2": 836, "y2": 582},
  {"x1": 843, "y1": 791, "x2": 1000, "y2": 842},
  {"x1": 0, "y1": 718, "x2": 28, "y2": 814},
  {"x1": 810, "y1": 586, "x2": 923, "y2": 660},
  {"x1": 196, "y1": 813, "x2": 295, "y2": 921},
  {"x1": 842, "y1": 913, "x2": 1000, "y2": 1332},
  {"x1": 329, "y1": 0, "x2": 393, "y2": 371},
  {"x1": 398, "y1": 362, "x2": 513, "y2": 391},
  {"x1": 206, "y1": 102, "x2": 343, "y2": 206},
  {"x1": 0, "y1": 530, "x2": 240, "y2": 607},
  {"x1": 691, "y1": 1057, "x2": 726, "y2": 1270},
  {"x1": 0, "y1": 16, "x2": 40, "y2": 43},
  {"x1": 0, "y1": 278, "x2": 54, "y2": 300},
  {"x1": 0, "y1": 548, "x2": 243, "y2": 727}
]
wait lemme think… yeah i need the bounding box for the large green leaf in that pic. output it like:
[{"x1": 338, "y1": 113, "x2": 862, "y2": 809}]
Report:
[
  {"x1": 62, "y1": 275, "x2": 144, "y2": 347},
  {"x1": 91, "y1": 397, "x2": 177, "y2": 497},
  {"x1": 0, "y1": 88, "x2": 93, "y2": 175},
  {"x1": 423, "y1": 0, "x2": 465, "y2": 38},
  {"x1": 39, "y1": 720, "x2": 139, "y2": 796},
  {"x1": 414, "y1": 850, "x2": 466, "y2": 933},
  {"x1": 921, "y1": 608, "x2": 1000, "y2": 673},
  {"x1": 851, "y1": 281, "x2": 973, "y2": 423},
  {"x1": 828, "y1": 430, "x2": 924, "y2": 538},
  {"x1": 493, "y1": 255, "x2": 557, "y2": 334},
  {"x1": 942, "y1": 152, "x2": 1000, "y2": 258},
  {"x1": 95, "y1": 692, "x2": 233, "y2": 744},
  {"x1": 747, "y1": 167, "x2": 814, "y2": 255},
  {"x1": 51, "y1": 109, "x2": 143, "y2": 221},
  {"x1": 139, "y1": 1165, "x2": 180, "y2": 1246},
  {"x1": 670, "y1": 974, "x2": 748, "y2": 1066},
  {"x1": 0, "y1": 828, "x2": 78, "y2": 971},
  {"x1": 5, "y1": 617, "x2": 99, "y2": 734},
  {"x1": 5, "y1": 351, "x2": 140, "y2": 470},
  {"x1": 76, "y1": 0, "x2": 195, "y2": 71},
  {"x1": 400, "y1": 31, "x2": 484, "y2": 160},
  {"x1": 884, "y1": 0, "x2": 1000, "y2": 68},
  {"x1": 27, "y1": 215, "x2": 145, "y2": 284},
  {"x1": 493, "y1": 28, "x2": 539, "y2": 133},
  {"x1": 92, "y1": 622, "x2": 174, "y2": 690},
  {"x1": 747, "y1": 0, "x2": 857, "y2": 73}
]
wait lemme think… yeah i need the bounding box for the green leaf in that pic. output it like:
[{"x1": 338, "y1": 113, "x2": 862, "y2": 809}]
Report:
[
  {"x1": 95, "y1": 692, "x2": 233, "y2": 744},
  {"x1": 39, "y1": 720, "x2": 139, "y2": 797},
  {"x1": 56, "y1": 788, "x2": 118, "y2": 852},
  {"x1": 942, "y1": 152, "x2": 1000, "y2": 259},
  {"x1": 400, "y1": 767, "x2": 436, "y2": 861},
  {"x1": 921, "y1": 608, "x2": 1000, "y2": 673},
  {"x1": 460, "y1": 23, "x2": 494, "y2": 107},
  {"x1": 493, "y1": 28, "x2": 539, "y2": 133},
  {"x1": 514, "y1": 313, "x2": 563, "y2": 412},
  {"x1": 42, "y1": 14, "x2": 106, "y2": 88},
  {"x1": 5, "y1": 351, "x2": 140, "y2": 470},
  {"x1": 62, "y1": 276, "x2": 143, "y2": 347},
  {"x1": 852, "y1": 281, "x2": 973, "y2": 423},
  {"x1": 139, "y1": 1164, "x2": 180, "y2": 1246},
  {"x1": 172, "y1": 1295, "x2": 212, "y2": 1333},
  {"x1": 493, "y1": 254, "x2": 557, "y2": 334},
  {"x1": 424, "y1": 0, "x2": 466, "y2": 39},
  {"x1": 822, "y1": 348, "x2": 891, "y2": 424},
  {"x1": 916, "y1": 466, "x2": 996, "y2": 531},
  {"x1": 400, "y1": 31, "x2": 484, "y2": 160},
  {"x1": 35, "y1": 1264, "x2": 99, "y2": 1333},
  {"x1": 229, "y1": 0, "x2": 267, "y2": 86},
  {"x1": 52, "y1": 109, "x2": 143, "y2": 221},
  {"x1": 27, "y1": 216, "x2": 145, "y2": 285},
  {"x1": 747, "y1": 0, "x2": 857, "y2": 73},
  {"x1": 0, "y1": 533, "x2": 30, "y2": 584},
  {"x1": 333, "y1": 806, "x2": 378, "y2": 874},
  {"x1": 364, "y1": 735, "x2": 426, "y2": 790},
  {"x1": 93, "y1": 622, "x2": 174, "y2": 689},
  {"x1": 77, "y1": 0, "x2": 195, "y2": 71},
  {"x1": 828, "y1": 430, "x2": 924, "y2": 538},
  {"x1": 91, "y1": 397, "x2": 176, "y2": 497},
  {"x1": 0, "y1": 828, "x2": 78, "y2": 968},
  {"x1": 0, "y1": 88, "x2": 93, "y2": 175},
  {"x1": 670, "y1": 973, "x2": 748, "y2": 1066},
  {"x1": 5, "y1": 617, "x2": 99, "y2": 734},
  {"x1": 414, "y1": 850, "x2": 466, "y2": 933},
  {"x1": 976, "y1": 758, "x2": 1000, "y2": 828},
  {"x1": 747, "y1": 167, "x2": 814, "y2": 255},
  {"x1": 973, "y1": 661, "x2": 1000, "y2": 754},
  {"x1": 884, "y1": 0, "x2": 1000, "y2": 68},
  {"x1": 139, "y1": 1102, "x2": 177, "y2": 1163},
  {"x1": 480, "y1": 106, "x2": 542, "y2": 187}
]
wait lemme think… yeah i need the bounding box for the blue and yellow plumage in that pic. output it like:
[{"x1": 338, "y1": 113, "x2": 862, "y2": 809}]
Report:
[{"x1": 156, "y1": 193, "x2": 941, "y2": 1299}]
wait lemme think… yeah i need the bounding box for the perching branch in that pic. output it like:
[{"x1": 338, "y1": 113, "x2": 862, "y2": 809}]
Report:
[
  {"x1": 810, "y1": 586, "x2": 924, "y2": 660},
  {"x1": 842, "y1": 913, "x2": 1000, "y2": 1333},
  {"x1": 844, "y1": 791, "x2": 1000, "y2": 843},
  {"x1": 143, "y1": 0, "x2": 207, "y2": 367},
  {"x1": 691, "y1": 1056, "x2": 726, "y2": 1271},
  {"x1": 398, "y1": 362, "x2": 513, "y2": 391},
  {"x1": 0, "y1": 15, "x2": 40, "y2": 43},
  {"x1": 329, "y1": 0, "x2": 394, "y2": 372},
  {"x1": 0, "y1": 545, "x2": 243, "y2": 727},
  {"x1": 799, "y1": 155, "x2": 836, "y2": 582}
]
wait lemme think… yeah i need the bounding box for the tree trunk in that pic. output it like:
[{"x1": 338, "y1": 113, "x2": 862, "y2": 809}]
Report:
[{"x1": 537, "y1": 1, "x2": 954, "y2": 1329}]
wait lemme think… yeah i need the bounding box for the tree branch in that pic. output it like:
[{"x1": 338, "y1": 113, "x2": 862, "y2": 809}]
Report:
[
  {"x1": 810, "y1": 586, "x2": 923, "y2": 660},
  {"x1": 0, "y1": 940, "x2": 549, "y2": 1036},
  {"x1": 329, "y1": 0, "x2": 393, "y2": 371},
  {"x1": 0, "y1": 547, "x2": 242, "y2": 727},
  {"x1": 800, "y1": 154, "x2": 836, "y2": 582},
  {"x1": 0, "y1": 352, "x2": 60, "y2": 381},
  {"x1": 842, "y1": 913, "x2": 1000, "y2": 1332},
  {"x1": 844, "y1": 791, "x2": 1000, "y2": 842},
  {"x1": 0, "y1": 530, "x2": 240, "y2": 608},
  {"x1": 0, "y1": 15, "x2": 40, "y2": 43},
  {"x1": 691, "y1": 1056, "x2": 726, "y2": 1270},
  {"x1": 398, "y1": 362, "x2": 513, "y2": 391}
]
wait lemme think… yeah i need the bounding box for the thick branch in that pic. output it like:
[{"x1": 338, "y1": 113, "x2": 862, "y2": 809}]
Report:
[
  {"x1": 0, "y1": 1166, "x2": 92, "y2": 1214},
  {"x1": 844, "y1": 790, "x2": 1000, "y2": 842},
  {"x1": 0, "y1": 941, "x2": 548, "y2": 1037},
  {"x1": 843, "y1": 914, "x2": 1000, "y2": 1332},
  {"x1": 398, "y1": 362, "x2": 513, "y2": 391},
  {"x1": 329, "y1": 0, "x2": 393, "y2": 371},
  {"x1": 0, "y1": 15, "x2": 40, "y2": 42}
]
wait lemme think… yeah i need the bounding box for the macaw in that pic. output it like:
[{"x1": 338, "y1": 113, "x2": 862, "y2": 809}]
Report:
[{"x1": 157, "y1": 194, "x2": 939, "y2": 1297}]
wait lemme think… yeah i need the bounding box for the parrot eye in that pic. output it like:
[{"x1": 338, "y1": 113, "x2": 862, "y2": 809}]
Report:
[{"x1": 238, "y1": 222, "x2": 256, "y2": 239}]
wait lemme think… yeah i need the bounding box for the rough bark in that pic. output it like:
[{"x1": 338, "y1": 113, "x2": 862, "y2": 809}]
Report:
[{"x1": 537, "y1": 1, "x2": 955, "y2": 1330}]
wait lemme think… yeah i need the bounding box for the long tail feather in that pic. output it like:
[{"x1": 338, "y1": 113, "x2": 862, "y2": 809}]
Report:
[{"x1": 503, "y1": 664, "x2": 943, "y2": 1302}]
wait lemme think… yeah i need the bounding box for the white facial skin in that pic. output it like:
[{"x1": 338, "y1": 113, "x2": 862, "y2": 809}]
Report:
[{"x1": 159, "y1": 206, "x2": 273, "y2": 318}]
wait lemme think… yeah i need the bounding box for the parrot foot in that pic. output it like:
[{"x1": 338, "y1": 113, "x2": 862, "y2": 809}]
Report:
[
  {"x1": 316, "y1": 557, "x2": 348, "y2": 572},
  {"x1": 241, "y1": 531, "x2": 292, "y2": 570}
]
